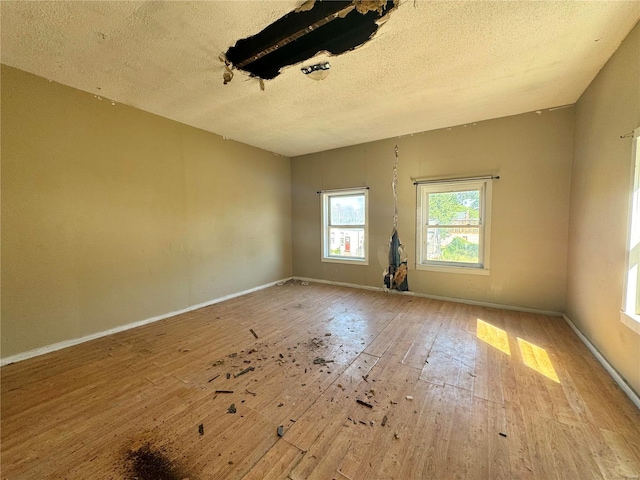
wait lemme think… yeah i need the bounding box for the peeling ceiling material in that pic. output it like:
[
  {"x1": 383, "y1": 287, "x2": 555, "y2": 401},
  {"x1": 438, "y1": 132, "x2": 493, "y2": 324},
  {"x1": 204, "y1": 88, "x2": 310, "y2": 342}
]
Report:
[
  {"x1": 1, "y1": 1, "x2": 639, "y2": 157},
  {"x1": 301, "y1": 62, "x2": 331, "y2": 81},
  {"x1": 224, "y1": 0, "x2": 396, "y2": 81}
]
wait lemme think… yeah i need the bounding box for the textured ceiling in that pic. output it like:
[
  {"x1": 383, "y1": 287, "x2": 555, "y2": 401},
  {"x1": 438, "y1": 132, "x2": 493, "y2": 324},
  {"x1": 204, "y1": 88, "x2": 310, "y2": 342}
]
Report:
[{"x1": 2, "y1": 1, "x2": 639, "y2": 157}]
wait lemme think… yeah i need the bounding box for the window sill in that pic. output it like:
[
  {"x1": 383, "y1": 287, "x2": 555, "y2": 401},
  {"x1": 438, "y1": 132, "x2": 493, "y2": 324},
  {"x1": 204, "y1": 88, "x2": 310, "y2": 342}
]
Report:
[
  {"x1": 321, "y1": 257, "x2": 369, "y2": 266},
  {"x1": 621, "y1": 310, "x2": 640, "y2": 335},
  {"x1": 415, "y1": 263, "x2": 489, "y2": 276}
]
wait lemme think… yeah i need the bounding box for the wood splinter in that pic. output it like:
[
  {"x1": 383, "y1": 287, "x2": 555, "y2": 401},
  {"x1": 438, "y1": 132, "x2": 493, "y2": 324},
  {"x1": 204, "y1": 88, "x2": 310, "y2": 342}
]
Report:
[
  {"x1": 250, "y1": 329, "x2": 259, "y2": 339},
  {"x1": 234, "y1": 366, "x2": 255, "y2": 378},
  {"x1": 356, "y1": 399, "x2": 373, "y2": 409},
  {"x1": 313, "y1": 358, "x2": 334, "y2": 365}
]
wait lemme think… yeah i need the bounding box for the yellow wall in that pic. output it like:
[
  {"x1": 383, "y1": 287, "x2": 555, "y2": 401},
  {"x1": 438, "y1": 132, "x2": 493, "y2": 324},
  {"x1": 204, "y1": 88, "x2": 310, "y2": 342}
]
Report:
[
  {"x1": 566, "y1": 22, "x2": 640, "y2": 394},
  {"x1": 1, "y1": 65, "x2": 292, "y2": 358},
  {"x1": 291, "y1": 108, "x2": 574, "y2": 313}
]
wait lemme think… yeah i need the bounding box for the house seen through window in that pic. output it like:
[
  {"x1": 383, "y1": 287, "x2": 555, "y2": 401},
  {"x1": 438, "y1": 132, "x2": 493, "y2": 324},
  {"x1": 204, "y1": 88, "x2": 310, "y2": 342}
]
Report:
[{"x1": 321, "y1": 188, "x2": 368, "y2": 264}]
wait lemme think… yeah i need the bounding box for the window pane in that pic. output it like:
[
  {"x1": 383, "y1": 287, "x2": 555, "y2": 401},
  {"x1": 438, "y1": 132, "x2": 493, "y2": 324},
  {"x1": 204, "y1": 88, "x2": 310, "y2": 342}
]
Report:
[
  {"x1": 328, "y1": 227, "x2": 365, "y2": 258},
  {"x1": 416, "y1": 180, "x2": 490, "y2": 272},
  {"x1": 426, "y1": 227, "x2": 480, "y2": 263},
  {"x1": 428, "y1": 190, "x2": 480, "y2": 225},
  {"x1": 330, "y1": 194, "x2": 365, "y2": 225}
]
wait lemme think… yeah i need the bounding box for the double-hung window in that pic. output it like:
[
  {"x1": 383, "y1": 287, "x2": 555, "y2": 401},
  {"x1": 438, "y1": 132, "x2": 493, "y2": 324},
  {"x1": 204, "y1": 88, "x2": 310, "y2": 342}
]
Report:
[
  {"x1": 622, "y1": 128, "x2": 640, "y2": 334},
  {"x1": 416, "y1": 178, "x2": 492, "y2": 274},
  {"x1": 321, "y1": 188, "x2": 368, "y2": 264}
]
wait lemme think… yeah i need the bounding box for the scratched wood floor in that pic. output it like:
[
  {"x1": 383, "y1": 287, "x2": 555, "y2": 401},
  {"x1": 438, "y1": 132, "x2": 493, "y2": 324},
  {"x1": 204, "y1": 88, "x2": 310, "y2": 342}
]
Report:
[{"x1": 1, "y1": 282, "x2": 639, "y2": 479}]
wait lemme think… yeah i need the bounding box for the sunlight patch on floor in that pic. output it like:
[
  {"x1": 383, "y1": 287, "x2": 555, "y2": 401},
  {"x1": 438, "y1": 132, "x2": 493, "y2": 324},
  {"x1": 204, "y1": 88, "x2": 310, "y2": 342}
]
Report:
[
  {"x1": 517, "y1": 337, "x2": 560, "y2": 383},
  {"x1": 476, "y1": 319, "x2": 511, "y2": 355}
]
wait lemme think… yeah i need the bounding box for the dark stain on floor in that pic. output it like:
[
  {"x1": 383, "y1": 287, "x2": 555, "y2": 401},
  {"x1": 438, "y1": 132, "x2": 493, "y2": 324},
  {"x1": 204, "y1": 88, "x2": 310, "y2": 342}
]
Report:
[{"x1": 124, "y1": 443, "x2": 187, "y2": 480}]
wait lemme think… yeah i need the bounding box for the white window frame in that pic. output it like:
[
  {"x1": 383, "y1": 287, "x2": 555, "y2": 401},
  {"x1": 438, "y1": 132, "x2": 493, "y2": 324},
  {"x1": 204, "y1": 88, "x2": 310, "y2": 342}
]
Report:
[
  {"x1": 321, "y1": 188, "x2": 369, "y2": 265},
  {"x1": 621, "y1": 128, "x2": 640, "y2": 335},
  {"x1": 416, "y1": 178, "x2": 492, "y2": 275}
]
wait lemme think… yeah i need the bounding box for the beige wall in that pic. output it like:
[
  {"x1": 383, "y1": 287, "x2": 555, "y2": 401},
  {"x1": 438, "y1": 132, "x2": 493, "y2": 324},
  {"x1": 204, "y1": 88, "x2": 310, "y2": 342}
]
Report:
[
  {"x1": 566, "y1": 22, "x2": 640, "y2": 394},
  {"x1": 292, "y1": 108, "x2": 574, "y2": 313},
  {"x1": 1, "y1": 65, "x2": 292, "y2": 358}
]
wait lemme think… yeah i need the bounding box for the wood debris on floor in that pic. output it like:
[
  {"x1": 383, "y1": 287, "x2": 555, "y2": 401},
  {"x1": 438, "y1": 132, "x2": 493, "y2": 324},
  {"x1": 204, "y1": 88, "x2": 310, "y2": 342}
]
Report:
[{"x1": 1, "y1": 282, "x2": 639, "y2": 479}]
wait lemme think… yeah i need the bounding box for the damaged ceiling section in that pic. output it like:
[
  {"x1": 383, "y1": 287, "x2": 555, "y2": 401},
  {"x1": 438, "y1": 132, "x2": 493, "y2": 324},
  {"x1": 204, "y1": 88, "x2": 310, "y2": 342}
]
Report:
[{"x1": 223, "y1": 0, "x2": 397, "y2": 83}]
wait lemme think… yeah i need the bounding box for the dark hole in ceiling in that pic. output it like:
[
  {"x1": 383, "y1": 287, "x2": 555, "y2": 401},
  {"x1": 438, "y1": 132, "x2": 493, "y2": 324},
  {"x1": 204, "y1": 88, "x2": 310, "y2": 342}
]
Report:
[{"x1": 225, "y1": 0, "x2": 397, "y2": 81}]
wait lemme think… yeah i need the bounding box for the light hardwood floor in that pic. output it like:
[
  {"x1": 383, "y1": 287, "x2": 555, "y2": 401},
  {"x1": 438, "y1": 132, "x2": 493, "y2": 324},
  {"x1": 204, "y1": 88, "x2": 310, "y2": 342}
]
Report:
[{"x1": 1, "y1": 282, "x2": 639, "y2": 479}]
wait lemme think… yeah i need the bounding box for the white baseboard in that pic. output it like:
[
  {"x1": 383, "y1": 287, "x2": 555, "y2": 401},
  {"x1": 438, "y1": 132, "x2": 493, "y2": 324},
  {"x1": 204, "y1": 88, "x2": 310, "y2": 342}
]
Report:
[
  {"x1": 0, "y1": 277, "x2": 292, "y2": 367},
  {"x1": 563, "y1": 314, "x2": 640, "y2": 410},
  {"x1": 293, "y1": 276, "x2": 563, "y2": 317}
]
